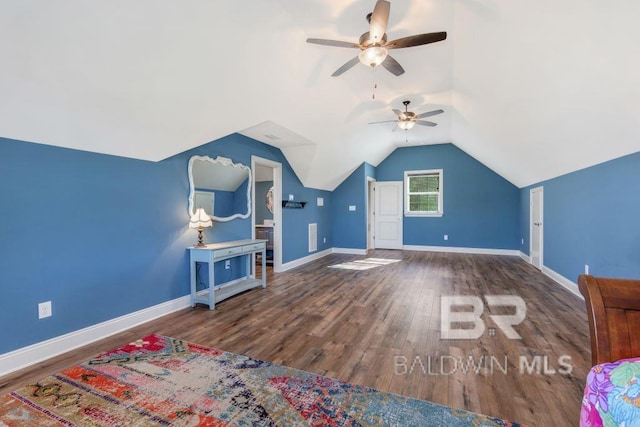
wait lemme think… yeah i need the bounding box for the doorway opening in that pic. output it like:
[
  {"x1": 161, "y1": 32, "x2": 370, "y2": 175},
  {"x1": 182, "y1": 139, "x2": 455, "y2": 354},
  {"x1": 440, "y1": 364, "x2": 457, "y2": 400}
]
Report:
[{"x1": 252, "y1": 156, "x2": 283, "y2": 272}]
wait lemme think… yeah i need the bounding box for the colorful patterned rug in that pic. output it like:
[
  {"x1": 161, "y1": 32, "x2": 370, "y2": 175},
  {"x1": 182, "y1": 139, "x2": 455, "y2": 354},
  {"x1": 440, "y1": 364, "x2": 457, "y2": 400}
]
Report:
[{"x1": 0, "y1": 334, "x2": 525, "y2": 426}]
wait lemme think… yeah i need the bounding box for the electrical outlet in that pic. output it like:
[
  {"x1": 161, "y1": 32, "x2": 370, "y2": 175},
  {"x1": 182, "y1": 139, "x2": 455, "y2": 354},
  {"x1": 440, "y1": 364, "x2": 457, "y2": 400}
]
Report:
[
  {"x1": 225, "y1": 260, "x2": 231, "y2": 269},
  {"x1": 444, "y1": 234, "x2": 448, "y2": 241},
  {"x1": 38, "y1": 301, "x2": 52, "y2": 319},
  {"x1": 585, "y1": 264, "x2": 589, "y2": 275},
  {"x1": 349, "y1": 205, "x2": 356, "y2": 211}
]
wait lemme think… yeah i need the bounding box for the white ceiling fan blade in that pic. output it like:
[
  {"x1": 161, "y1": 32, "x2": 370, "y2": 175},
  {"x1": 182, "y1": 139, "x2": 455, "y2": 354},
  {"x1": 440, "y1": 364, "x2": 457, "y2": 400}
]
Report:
[
  {"x1": 416, "y1": 120, "x2": 438, "y2": 127},
  {"x1": 306, "y1": 38, "x2": 359, "y2": 49},
  {"x1": 331, "y1": 57, "x2": 360, "y2": 77},
  {"x1": 381, "y1": 54, "x2": 405, "y2": 76},
  {"x1": 369, "y1": 0, "x2": 390, "y2": 44},
  {"x1": 369, "y1": 120, "x2": 398, "y2": 124},
  {"x1": 416, "y1": 109, "x2": 444, "y2": 119}
]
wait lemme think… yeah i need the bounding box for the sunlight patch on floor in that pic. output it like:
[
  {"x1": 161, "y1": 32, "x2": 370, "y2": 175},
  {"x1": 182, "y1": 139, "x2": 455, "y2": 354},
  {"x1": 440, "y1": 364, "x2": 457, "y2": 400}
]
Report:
[{"x1": 328, "y1": 258, "x2": 401, "y2": 271}]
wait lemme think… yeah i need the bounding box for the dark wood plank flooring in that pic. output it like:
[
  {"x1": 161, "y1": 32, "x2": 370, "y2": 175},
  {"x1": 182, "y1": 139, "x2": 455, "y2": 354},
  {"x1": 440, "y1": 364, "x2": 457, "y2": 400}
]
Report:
[{"x1": 0, "y1": 250, "x2": 590, "y2": 426}]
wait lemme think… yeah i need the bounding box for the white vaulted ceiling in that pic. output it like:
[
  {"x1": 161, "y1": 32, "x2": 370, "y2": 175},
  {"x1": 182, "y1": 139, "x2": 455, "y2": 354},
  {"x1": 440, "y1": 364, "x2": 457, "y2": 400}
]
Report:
[{"x1": 1, "y1": 1, "x2": 639, "y2": 190}]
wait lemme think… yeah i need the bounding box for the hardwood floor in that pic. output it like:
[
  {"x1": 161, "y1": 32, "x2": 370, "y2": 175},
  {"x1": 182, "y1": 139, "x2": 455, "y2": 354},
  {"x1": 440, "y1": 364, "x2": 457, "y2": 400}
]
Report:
[{"x1": 0, "y1": 250, "x2": 590, "y2": 426}]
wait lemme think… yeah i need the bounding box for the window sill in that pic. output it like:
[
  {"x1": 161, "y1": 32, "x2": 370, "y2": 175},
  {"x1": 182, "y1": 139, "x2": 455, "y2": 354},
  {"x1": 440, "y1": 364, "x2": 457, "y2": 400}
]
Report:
[{"x1": 404, "y1": 212, "x2": 443, "y2": 218}]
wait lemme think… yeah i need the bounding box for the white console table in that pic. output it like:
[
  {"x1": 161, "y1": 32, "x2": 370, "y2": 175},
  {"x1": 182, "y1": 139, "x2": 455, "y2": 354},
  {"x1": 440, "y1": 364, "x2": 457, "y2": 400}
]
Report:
[{"x1": 188, "y1": 239, "x2": 266, "y2": 310}]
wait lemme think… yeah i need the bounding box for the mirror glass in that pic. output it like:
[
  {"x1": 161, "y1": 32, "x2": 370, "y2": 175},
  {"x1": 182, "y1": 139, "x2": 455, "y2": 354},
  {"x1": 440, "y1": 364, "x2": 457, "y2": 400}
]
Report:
[{"x1": 188, "y1": 155, "x2": 251, "y2": 222}]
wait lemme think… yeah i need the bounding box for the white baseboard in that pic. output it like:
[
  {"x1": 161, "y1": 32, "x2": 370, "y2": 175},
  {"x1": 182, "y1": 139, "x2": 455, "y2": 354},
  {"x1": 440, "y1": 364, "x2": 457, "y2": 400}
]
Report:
[
  {"x1": 519, "y1": 251, "x2": 531, "y2": 262},
  {"x1": 542, "y1": 266, "x2": 583, "y2": 299},
  {"x1": 280, "y1": 248, "x2": 333, "y2": 272},
  {"x1": 403, "y1": 245, "x2": 520, "y2": 256},
  {"x1": 333, "y1": 248, "x2": 368, "y2": 255},
  {"x1": 0, "y1": 295, "x2": 191, "y2": 378}
]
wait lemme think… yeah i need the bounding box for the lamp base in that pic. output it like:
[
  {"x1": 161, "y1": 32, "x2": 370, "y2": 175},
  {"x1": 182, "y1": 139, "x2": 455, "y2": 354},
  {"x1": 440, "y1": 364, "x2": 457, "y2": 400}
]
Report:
[{"x1": 193, "y1": 227, "x2": 207, "y2": 248}]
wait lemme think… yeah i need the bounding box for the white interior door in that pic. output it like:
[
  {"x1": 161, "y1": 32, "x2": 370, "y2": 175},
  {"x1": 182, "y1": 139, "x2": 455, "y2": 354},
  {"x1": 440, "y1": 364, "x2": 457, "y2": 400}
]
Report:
[
  {"x1": 530, "y1": 187, "x2": 544, "y2": 269},
  {"x1": 374, "y1": 181, "x2": 403, "y2": 249}
]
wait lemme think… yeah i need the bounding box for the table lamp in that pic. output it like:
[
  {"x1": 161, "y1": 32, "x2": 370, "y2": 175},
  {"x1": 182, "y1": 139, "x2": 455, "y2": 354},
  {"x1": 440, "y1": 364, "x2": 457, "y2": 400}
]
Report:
[{"x1": 189, "y1": 208, "x2": 212, "y2": 247}]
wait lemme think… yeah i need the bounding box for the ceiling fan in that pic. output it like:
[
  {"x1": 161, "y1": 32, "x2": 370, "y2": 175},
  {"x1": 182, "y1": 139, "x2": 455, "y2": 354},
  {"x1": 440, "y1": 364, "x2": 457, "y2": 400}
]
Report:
[
  {"x1": 306, "y1": 0, "x2": 446, "y2": 77},
  {"x1": 369, "y1": 100, "x2": 444, "y2": 131}
]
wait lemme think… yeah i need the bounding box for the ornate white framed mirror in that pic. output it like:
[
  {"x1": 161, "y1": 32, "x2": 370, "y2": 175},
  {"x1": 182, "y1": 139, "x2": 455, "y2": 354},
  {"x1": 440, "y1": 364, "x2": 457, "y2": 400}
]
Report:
[{"x1": 188, "y1": 155, "x2": 252, "y2": 222}]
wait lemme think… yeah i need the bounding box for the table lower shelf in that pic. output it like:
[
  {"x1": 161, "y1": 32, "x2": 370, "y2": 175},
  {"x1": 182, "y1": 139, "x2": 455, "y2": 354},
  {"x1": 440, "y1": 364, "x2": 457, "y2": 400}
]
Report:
[{"x1": 193, "y1": 277, "x2": 264, "y2": 308}]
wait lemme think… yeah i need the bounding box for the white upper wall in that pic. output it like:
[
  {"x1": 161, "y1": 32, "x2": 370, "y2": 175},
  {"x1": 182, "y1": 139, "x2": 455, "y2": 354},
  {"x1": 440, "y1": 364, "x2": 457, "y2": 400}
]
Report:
[
  {"x1": 451, "y1": 0, "x2": 640, "y2": 187},
  {"x1": 0, "y1": 0, "x2": 638, "y2": 190}
]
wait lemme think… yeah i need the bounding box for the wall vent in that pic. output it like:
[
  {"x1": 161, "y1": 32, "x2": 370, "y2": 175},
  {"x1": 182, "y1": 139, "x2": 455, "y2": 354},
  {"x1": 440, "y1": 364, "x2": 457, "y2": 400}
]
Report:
[{"x1": 308, "y1": 223, "x2": 318, "y2": 253}]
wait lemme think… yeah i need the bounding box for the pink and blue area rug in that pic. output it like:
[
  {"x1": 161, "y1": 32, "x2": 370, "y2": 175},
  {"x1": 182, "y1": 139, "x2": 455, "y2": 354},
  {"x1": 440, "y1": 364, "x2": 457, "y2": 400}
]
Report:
[{"x1": 0, "y1": 334, "x2": 525, "y2": 426}]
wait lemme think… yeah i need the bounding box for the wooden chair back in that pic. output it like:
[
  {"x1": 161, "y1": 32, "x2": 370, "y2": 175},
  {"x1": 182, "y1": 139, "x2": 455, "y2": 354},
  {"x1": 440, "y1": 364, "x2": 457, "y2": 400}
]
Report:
[{"x1": 578, "y1": 274, "x2": 640, "y2": 365}]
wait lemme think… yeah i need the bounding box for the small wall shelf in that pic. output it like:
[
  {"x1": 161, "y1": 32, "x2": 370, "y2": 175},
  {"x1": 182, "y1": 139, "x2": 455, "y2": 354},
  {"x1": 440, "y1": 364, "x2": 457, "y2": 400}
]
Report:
[{"x1": 282, "y1": 200, "x2": 307, "y2": 209}]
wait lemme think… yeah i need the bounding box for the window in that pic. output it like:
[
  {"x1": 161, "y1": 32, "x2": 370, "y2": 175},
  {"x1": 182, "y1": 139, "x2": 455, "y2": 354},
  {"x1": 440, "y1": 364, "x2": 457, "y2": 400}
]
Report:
[{"x1": 405, "y1": 169, "x2": 443, "y2": 216}]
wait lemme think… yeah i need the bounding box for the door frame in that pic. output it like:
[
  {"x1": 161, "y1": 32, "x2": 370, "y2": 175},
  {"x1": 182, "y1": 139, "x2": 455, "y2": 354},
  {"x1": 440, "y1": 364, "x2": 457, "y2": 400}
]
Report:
[
  {"x1": 366, "y1": 177, "x2": 376, "y2": 250},
  {"x1": 251, "y1": 156, "x2": 283, "y2": 273},
  {"x1": 529, "y1": 186, "x2": 544, "y2": 270}
]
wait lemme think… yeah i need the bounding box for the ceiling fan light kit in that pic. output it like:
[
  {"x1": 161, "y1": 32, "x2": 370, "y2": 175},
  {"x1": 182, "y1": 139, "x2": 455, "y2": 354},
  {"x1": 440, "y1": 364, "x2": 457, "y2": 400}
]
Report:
[
  {"x1": 359, "y1": 46, "x2": 388, "y2": 68},
  {"x1": 398, "y1": 119, "x2": 416, "y2": 131}
]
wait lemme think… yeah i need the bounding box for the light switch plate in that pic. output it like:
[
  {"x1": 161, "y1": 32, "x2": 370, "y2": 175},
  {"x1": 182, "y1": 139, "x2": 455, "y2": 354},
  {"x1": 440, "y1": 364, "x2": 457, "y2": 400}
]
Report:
[{"x1": 349, "y1": 205, "x2": 356, "y2": 211}]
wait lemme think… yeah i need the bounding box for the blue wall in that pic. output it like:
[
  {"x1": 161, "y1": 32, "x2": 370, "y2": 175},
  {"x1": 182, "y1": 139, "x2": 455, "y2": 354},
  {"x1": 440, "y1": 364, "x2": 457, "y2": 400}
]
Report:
[
  {"x1": 0, "y1": 133, "x2": 331, "y2": 355},
  {"x1": 282, "y1": 185, "x2": 332, "y2": 259},
  {"x1": 5, "y1": 126, "x2": 635, "y2": 357},
  {"x1": 331, "y1": 163, "x2": 376, "y2": 249},
  {"x1": 519, "y1": 151, "x2": 640, "y2": 282},
  {"x1": 375, "y1": 144, "x2": 520, "y2": 249}
]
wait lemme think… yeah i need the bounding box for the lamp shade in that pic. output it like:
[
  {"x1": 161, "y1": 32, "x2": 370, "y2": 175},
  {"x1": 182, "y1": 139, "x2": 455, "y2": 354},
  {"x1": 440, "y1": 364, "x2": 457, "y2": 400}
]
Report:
[{"x1": 189, "y1": 208, "x2": 212, "y2": 229}]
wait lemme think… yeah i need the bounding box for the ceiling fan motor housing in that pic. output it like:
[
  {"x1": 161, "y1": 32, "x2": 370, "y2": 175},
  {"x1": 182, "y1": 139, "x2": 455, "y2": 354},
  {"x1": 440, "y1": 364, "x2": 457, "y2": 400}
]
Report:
[{"x1": 359, "y1": 32, "x2": 387, "y2": 48}]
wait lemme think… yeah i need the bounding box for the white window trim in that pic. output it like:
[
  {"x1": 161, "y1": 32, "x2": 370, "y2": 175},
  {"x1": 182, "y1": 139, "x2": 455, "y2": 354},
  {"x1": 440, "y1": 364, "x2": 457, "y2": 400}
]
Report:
[{"x1": 404, "y1": 169, "x2": 443, "y2": 217}]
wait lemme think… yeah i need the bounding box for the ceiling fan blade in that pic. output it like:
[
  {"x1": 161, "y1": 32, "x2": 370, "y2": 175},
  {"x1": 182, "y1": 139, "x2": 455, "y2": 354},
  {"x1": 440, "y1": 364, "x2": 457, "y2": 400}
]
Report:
[
  {"x1": 416, "y1": 120, "x2": 438, "y2": 127},
  {"x1": 306, "y1": 38, "x2": 359, "y2": 48},
  {"x1": 416, "y1": 109, "x2": 444, "y2": 119},
  {"x1": 369, "y1": 0, "x2": 390, "y2": 43},
  {"x1": 381, "y1": 55, "x2": 405, "y2": 76},
  {"x1": 368, "y1": 120, "x2": 398, "y2": 124},
  {"x1": 331, "y1": 57, "x2": 360, "y2": 77},
  {"x1": 386, "y1": 32, "x2": 447, "y2": 49},
  {"x1": 392, "y1": 108, "x2": 402, "y2": 116}
]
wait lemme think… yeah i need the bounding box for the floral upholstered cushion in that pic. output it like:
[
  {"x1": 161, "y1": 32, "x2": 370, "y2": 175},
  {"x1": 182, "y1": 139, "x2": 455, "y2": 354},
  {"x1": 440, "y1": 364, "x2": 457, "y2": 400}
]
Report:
[{"x1": 581, "y1": 357, "x2": 640, "y2": 426}]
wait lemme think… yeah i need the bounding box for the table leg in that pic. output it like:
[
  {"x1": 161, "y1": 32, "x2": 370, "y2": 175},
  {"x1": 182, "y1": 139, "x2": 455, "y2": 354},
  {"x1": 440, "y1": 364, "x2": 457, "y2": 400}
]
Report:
[
  {"x1": 261, "y1": 248, "x2": 266, "y2": 288},
  {"x1": 190, "y1": 260, "x2": 196, "y2": 308},
  {"x1": 208, "y1": 259, "x2": 215, "y2": 310}
]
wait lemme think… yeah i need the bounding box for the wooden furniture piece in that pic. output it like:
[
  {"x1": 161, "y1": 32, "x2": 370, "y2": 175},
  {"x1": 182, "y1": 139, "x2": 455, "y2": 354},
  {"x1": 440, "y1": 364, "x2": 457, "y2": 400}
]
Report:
[
  {"x1": 189, "y1": 239, "x2": 266, "y2": 310},
  {"x1": 578, "y1": 274, "x2": 640, "y2": 365}
]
